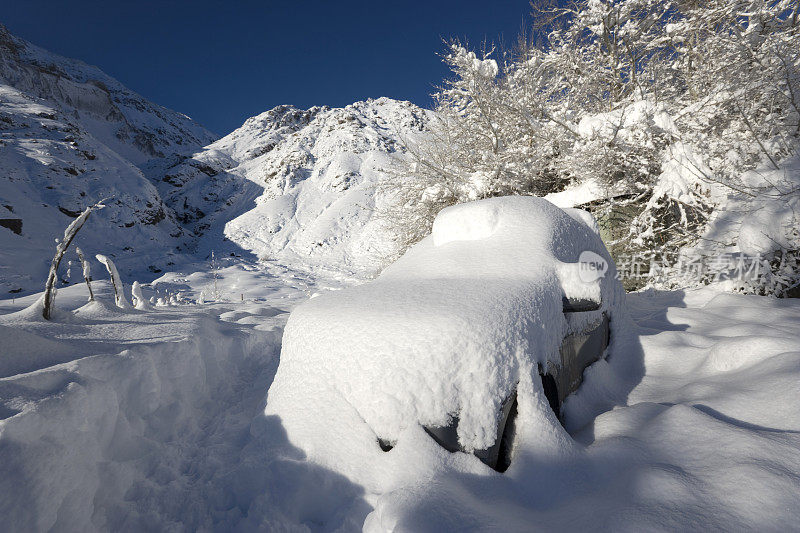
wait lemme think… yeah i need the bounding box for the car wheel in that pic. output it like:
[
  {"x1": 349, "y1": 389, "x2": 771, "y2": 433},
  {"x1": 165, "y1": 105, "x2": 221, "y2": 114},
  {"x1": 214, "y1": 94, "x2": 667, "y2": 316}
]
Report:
[
  {"x1": 540, "y1": 372, "x2": 561, "y2": 420},
  {"x1": 495, "y1": 392, "x2": 518, "y2": 473},
  {"x1": 496, "y1": 371, "x2": 560, "y2": 473}
]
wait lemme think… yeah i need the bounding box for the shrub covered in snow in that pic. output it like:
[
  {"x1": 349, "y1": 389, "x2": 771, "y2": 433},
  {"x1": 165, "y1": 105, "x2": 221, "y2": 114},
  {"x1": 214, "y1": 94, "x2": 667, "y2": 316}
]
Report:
[
  {"x1": 389, "y1": 0, "x2": 800, "y2": 294},
  {"x1": 41, "y1": 201, "x2": 105, "y2": 319},
  {"x1": 131, "y1": 281, "x2": 151, "y2": 310}
]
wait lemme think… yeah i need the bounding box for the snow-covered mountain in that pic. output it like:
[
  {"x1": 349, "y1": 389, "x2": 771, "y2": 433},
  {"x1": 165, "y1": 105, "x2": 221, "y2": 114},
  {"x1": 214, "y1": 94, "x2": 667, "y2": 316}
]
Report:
[
  {"x1": 0, "y1": 24, "x2": 431, "y2": 295},
  {"x1": 0, "y1": 83, "x2": 188, "y2": 293},
  {"x1": 160, "y1": 98, "x2": 430, "y2": 277},
  {"x1": 0, "y1": 25, "x2": 216, "y2": 295},
  {"x1": 0, "y1": 24, "x2": 216, "y2": 166}
]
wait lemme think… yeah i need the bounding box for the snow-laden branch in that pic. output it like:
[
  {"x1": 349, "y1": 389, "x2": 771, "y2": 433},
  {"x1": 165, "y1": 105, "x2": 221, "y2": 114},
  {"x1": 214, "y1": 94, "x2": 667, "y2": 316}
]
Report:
[
  {"x1": 42, "y1": 199, "x2": 108, "y2": 320},
  {"x1": 96, "y1": 254, "x2": 131, "y2": 309},
  {"x1": 75, "y1": 247, "x2": 94, "y2": 302}
]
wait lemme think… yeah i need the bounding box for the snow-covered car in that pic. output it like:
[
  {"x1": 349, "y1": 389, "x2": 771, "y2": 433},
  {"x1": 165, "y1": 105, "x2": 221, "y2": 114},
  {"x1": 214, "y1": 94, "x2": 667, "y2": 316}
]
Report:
[{"x1": 266, "y1": 196, "x2": 623, "y2": 478}]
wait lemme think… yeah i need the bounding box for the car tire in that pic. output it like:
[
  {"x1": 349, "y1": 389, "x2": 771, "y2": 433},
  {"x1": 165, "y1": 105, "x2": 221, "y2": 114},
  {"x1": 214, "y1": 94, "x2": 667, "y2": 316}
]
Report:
[
  {"x1": 540, "y1": 372, "x2": 561, "y2": 420},
  {"x1": 495, "y1": 392, "x2": 518, "y2": 473}
]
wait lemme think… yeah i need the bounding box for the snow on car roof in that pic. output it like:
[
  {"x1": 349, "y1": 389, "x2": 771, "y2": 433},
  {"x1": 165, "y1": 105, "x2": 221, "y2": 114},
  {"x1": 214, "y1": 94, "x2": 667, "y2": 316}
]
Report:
[{"x1": 267, "y1": 196, "x2": 622, "y2": 457}]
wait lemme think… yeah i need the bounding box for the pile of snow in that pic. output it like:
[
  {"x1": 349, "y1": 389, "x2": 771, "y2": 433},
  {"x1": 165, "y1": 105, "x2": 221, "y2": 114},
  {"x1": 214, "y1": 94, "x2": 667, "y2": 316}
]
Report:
[
  {"x1": 160, "y1": 98, "x2": 431, "y2": 276},
  {"x1": 430, "y1": 200, "x2": 502, "y2": 245},
  {"x1": 266, "y1": 196, "x2": 625, "y2": 485},
  {"x1": 0, "y1": 263, "x2": 367, "y2": 531},
  {"x1": 543, "y1": 178, "x2": 611, "y2": 209}
]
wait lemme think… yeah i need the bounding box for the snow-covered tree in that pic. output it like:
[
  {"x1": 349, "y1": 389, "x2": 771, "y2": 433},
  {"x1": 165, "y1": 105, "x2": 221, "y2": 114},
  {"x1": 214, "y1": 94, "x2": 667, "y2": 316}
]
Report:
[
  {"x1": 42, "y1": 200, "x2": 106, "y2": 320},
  {"x1": 387, "y1": 0, "x2": 800, "y2": 293}
]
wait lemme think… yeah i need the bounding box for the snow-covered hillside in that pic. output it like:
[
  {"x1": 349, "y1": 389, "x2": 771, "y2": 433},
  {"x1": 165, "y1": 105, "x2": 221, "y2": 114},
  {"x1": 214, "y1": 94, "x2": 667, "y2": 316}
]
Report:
[
  {"x1": 0, "y1": 22, "x2": 431, "y2": 294},
  {"x1": 0, "y1": 24, "x2": 216, "y2": 166},
  {"x1": 0, "y1": 25, "x2": 217, "y2": 295},
  {"x1": 161, "y1": 98, "x2": 430, "y2": 277},
  {"x1": 0, "y1": 83, "x2": 190, "y2": 294}
]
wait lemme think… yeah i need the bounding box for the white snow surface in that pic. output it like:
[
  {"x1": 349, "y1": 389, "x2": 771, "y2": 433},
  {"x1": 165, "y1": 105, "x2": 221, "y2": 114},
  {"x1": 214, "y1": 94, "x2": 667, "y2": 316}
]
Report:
[
  {"x1": 267, "y1": 197, "x2": 624, "y2": 471},
  {"x1": 1, "y1": 255, "x2": 800, "y2": 530},
  {"x1": 0, "y1": 261, "x2": 368, "y2": 531},
  {"x1": 543, "y1": 178, "x2": 610, "y2": 209}
]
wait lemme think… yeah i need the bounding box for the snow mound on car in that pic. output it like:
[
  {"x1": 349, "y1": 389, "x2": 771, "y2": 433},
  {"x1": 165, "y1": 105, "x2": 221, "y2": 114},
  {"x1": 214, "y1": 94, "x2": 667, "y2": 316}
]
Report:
[
  {"x1": 266, "y1": 196, "x2": 624, "y2": 483},
  {"x1": 432, "y1": 200, "x2": 501, "y2": 245}
]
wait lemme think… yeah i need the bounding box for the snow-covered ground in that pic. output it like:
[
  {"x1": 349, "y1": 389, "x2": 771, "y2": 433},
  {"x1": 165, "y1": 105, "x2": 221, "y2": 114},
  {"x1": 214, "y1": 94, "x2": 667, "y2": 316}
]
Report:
[
  {"x1": 0, "y1": 261, "x2": 368, "y2": 531},
  {"x1": 1, "y1": 258, "x2": 798, "y2": 531}
]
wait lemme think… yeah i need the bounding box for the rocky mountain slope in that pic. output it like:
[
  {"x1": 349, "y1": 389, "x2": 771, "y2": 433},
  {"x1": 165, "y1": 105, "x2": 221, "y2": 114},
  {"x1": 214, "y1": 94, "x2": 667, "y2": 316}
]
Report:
[
  {"x1": 0, "y1": 24, "x2": 215, "y2": 295},
  {"x1": 160, "y1": 98, "x2": 430, "y2": 277},
  {"x1": 0, "y1": 24, "x2": 216, "y2": 166}
]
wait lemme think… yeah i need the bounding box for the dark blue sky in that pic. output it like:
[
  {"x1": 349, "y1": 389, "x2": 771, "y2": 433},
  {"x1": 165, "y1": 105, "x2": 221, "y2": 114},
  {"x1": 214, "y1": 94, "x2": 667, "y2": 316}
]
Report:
[{"x1": 2, "y1": 1, "x2": 531, "y2": 136}]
